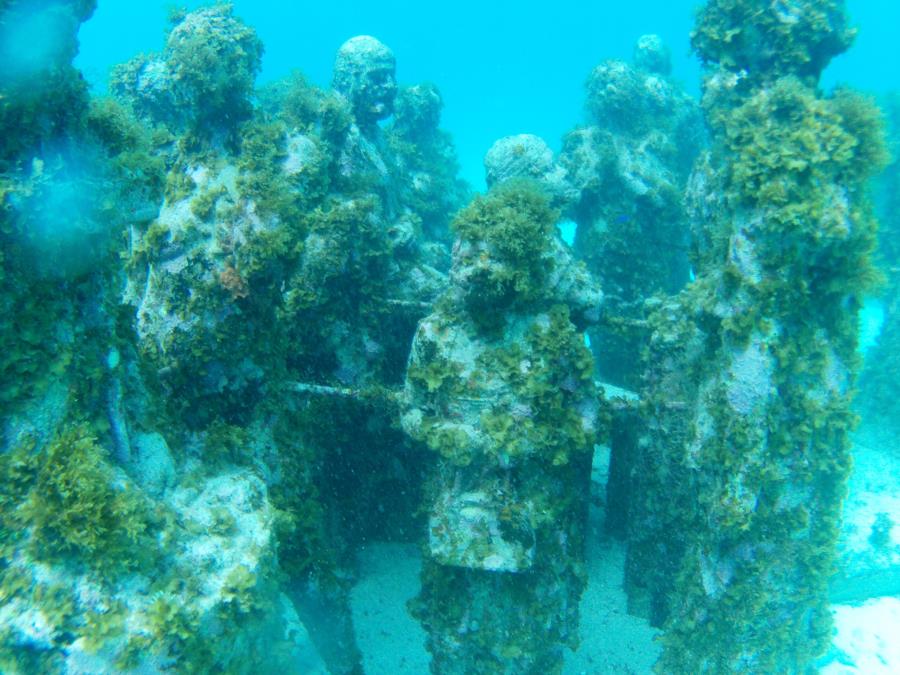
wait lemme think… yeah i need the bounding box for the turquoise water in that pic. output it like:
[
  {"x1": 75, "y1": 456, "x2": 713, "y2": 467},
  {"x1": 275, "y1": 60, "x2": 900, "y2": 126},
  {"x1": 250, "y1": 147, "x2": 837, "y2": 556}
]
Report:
[
  {"x1": 2, "y1": 1, "x2": 900, "y2": 673},
  {"x1": 74, "y1": 1, "x2": 900, "y2": 188}
]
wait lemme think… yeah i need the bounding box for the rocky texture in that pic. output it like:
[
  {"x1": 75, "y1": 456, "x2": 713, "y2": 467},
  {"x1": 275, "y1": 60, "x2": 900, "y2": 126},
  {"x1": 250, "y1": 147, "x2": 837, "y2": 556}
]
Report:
[
  {"x1": 401, "y1": 179, "x2": 603, "y2": 674},
  {"x1": 625, "y1": 2, "x2": 888, "y2": 671},
  {"x1": 0, "y1": 427, "x2": 323, "y2": 674}
]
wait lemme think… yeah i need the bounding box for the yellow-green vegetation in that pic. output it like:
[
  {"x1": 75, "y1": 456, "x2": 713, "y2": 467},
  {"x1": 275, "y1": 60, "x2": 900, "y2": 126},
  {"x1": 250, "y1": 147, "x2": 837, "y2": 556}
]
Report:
[
  {"x1": 219, "y1": 564, "x2": 265, "y2": 619},
  {"x1": 190, "y1": 184, "x2": 227, "y2": 221},
  {"x1": 0, "y1": 567, "x2": 82, "y2": 673},
  {"x1": 451, "y1": 179, "x2": 558, "y2": 324},
  {"x1": 407, "y1": 353, "x2": 465, "y2": 398},
  {"x1": 692, "y1": 0, "x2": 856, "y2": 81},
  {"x1": 163, "y1": 3, "x2": 263, "y2": 140},
  {"x1": 405, "y1": 174, "x2": 602, "y2": 672},
  {"x1": 257, "y1": 71, "x2": 324, "y2": 132},
  {"x1": 164, "y1": 158, "x2": 198, "y2": 203},
  {"x1": 629, "y1": 1, "x2": 889, "y2": 672},
  {"x1": 85, "y1": 97, "x2": 167, "y2": 193},
  {"x1": 478, "y1": 305, "x2": 596, "y2": 467},
  {"x1": 236, "y1": 118, "x2": 329, "y2": 223},
  {"x1": 0, "y1": 425, "x2": 157, "y2": 573}
]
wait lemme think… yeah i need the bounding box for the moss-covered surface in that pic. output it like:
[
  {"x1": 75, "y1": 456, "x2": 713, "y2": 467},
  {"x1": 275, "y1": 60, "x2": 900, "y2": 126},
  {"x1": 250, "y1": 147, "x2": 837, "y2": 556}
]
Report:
[
  {"x1": 403, "y1": 180, "x2": 602, "y2": 673},
  {"x1": 387, "y1": 83, "x2": 470, "y2": 244},
  {"x1": 0, "y1": 425, "x2": 158, "y2": 573},
  {"x1": 450, "y1": 179, "x2": 559, "y2": 330},
  {"x1": 626, "y1": 1, "x2": 888, "y2": 672},
  {"x1": 109, "y1": 3, "x2": 262, "y2": 147},
  {"x1": 408, "y1": 308, "x2": 597, "y2": 672},
  {"x1": 1, "y1": 4, "x2": 471, "y2": 672},
  {"x1": 692, "y1": 0, "x2": 856, "y2": 82},
  {"x1": 563, "y1": 49, "x2": 701, "y2": 388}
]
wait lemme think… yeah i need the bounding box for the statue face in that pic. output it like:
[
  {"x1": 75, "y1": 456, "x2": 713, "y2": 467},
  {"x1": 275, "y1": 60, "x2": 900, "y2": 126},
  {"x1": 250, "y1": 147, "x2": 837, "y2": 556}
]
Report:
[
  {"x1": 451, "y1": 239, "x2": 519, "y2": 317},
  {"x1": 332, "y1": 36, "x2": 397, "y2": 127},
  {"x1": 356, "y1": 63, "x2": 397, "y2": 122}
]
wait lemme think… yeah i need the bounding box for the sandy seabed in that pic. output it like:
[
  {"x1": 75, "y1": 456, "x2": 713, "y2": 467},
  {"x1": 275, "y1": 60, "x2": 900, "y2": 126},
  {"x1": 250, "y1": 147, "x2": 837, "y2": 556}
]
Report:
[{"x1": 349, "y1": 440, "x2": 900, "y2": 675}]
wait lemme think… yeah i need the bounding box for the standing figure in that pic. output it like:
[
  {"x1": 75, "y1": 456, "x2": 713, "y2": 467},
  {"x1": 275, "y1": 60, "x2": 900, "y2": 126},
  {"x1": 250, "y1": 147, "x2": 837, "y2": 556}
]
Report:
[
  {"x1": 560, "y1": 35, "x2": 703, "y2": 389},
  {"x1": 401, "y1": 177, "x2": 603, "y2": 674}
]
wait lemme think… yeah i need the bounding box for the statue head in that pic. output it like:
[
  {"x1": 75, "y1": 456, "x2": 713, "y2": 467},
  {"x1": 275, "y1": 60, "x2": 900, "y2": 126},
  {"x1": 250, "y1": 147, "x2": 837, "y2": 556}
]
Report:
[
  {"x1": 484, "y1": 134, "x2": 577, "y2": 209},
  {"x1": 332, "y1": 35, "x2": 397, "y2": 129},
  {"x1": 633, "y1": 34, "x2": 671, "y2": 76}
]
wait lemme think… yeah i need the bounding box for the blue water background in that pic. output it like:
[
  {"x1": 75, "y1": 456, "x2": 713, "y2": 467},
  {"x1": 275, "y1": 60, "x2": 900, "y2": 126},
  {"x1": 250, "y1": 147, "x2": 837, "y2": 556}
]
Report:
[{"x1": 75, "y1": 1, "x2": 900, "y2": 192}]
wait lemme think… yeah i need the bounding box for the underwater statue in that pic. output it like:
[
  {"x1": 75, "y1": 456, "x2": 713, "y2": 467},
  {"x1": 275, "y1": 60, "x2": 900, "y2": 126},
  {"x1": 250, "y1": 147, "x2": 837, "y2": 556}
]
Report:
[
  {"x1": 328, "y1": 34, "x2": 406, "y2": 213},
  {"x1": 560, "y1": 34, "x2": 703, "y2": 390},
  {"x1": 5, "y1": 0, "x2": 898, "y2": 673},
  {"x1": 625, "y1": 1, "x2": 888, "y2": 672},
  {"x1": 333, "y1": 35, "x2": 398, "y2": 134},
  {"x1": 401, "y1": 176, "x2": 603, "y2": 673},
  {"x1": 483, "y1": 133, "x2": 577, "y2": 210},
  {"x1": 388, "y1": 82, "x2": 471, "y2": 254},
  {"x1": 113, "y1": 16, "x2": 465, "y2": 674},
  {"x1": 1, "y1": 3, "x2": 331, "y2": 674},
  {"x1": 111, "y1": 4, "x2": 264, "y2": 143}
]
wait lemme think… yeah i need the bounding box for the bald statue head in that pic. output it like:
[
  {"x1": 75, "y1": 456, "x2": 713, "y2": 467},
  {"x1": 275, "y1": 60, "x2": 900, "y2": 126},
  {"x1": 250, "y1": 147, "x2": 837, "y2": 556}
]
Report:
[{"x1": 332, "y1": 35, "x2": 397, "y2": 129}]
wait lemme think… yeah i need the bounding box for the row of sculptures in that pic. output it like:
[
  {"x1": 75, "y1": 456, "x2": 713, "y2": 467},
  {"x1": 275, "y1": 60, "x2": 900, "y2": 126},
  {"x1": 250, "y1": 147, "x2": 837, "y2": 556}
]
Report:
[{"x1": 0, "y1": 1, "x2": 896, "y2": 673}]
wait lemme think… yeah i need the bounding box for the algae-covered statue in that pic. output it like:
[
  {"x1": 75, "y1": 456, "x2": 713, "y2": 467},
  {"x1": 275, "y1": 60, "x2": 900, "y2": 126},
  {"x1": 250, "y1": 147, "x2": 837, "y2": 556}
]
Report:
[
  {"x1": 388, "y1": 83, "x2": 471, "y2": 253},
  {"x1": 560, "y1": 34, "x2": 703, "y2": 389},
  {"x1": 483, "y1": 133, "x2": 577, "y2": 210},
  {"x1": 333, "y1": 35, "x2": 398, "y2": 134},
  {"x1": 329, "y1": 35, "x2": 402, "y2": 205},
  {"x1": 0, "y1": 4, "x2": 329, "y2": 674},
  {"x1": 626, "y1": 1, "x2": 888, "y2": 672},
  {"x1": 111, "y1": 4, "x2": 263, "y2": 143},
  {"x1": 110, "y1": 15, "x2": 464, "y2": 674},
  {"x1": 401, "y1": 175, "x2": 603, "y2": 673}
]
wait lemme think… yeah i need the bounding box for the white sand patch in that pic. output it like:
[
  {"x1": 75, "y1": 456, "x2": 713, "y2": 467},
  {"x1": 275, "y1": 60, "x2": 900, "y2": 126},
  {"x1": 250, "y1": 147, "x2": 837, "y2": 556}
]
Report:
[
  {"x1": 820, "y1": 596, "x2": 900, "y2": 674},
  {"x1": 563, "y1": 510, "x2": 660, "y2": 674},
  {"x1": 348, "y1": 521, "x2": 660, "y2": 675}
]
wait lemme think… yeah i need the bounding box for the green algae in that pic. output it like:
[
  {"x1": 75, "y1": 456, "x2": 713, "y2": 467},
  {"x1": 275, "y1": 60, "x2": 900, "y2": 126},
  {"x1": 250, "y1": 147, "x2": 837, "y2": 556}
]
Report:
[
  {"x1": 624, "y1": 2, "x2": 890, "y2": 672},
  {"x1": 0, "y1": 426, "x2": 156, "y2": 573}
]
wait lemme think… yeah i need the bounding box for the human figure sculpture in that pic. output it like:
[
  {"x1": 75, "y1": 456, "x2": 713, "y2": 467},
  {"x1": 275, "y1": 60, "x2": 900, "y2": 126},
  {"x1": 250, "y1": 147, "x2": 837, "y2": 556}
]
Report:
[
  {"x1": 401, "y1": 176, "x2": 603, "y2": 673},
  {"x1": 389, "y1": 83, "x2": 470, "y2": 252},
  {"x1": 560, "y1": 34, "x2": 703, "y2": 389},
  {"x1": 332, "y1": 35, "x2": 398, "y2": 135}
]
